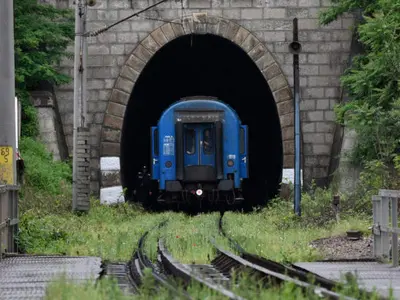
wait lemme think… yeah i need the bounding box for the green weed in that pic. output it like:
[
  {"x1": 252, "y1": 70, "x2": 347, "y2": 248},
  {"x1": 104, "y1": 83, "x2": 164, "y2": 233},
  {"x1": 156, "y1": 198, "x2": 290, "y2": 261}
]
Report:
[
  {"x1": 18, "y1": 136, "x2": 73, "y2": 215},
  {"x1": 44, "y1": 267, "x2": 387, "y2": 300}
]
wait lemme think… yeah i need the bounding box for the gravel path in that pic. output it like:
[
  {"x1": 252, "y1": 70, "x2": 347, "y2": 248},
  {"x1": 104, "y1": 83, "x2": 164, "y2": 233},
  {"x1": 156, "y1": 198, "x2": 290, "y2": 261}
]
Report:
[{"x1": 310, "y1": 234, "x2": 374, "y2": 260}]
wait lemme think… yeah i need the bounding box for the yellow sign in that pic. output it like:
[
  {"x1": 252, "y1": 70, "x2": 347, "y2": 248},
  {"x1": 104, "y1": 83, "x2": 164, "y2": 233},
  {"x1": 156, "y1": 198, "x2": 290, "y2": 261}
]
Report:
[{"x1": 0, "y1": 146, "x2": 14, "y2": 185}]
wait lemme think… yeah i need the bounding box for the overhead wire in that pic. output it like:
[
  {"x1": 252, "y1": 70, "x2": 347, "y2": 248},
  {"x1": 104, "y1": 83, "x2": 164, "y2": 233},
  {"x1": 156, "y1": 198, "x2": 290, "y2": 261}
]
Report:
[{"x1": 83, "y1": 0, "x2": 171, "y2": 37}]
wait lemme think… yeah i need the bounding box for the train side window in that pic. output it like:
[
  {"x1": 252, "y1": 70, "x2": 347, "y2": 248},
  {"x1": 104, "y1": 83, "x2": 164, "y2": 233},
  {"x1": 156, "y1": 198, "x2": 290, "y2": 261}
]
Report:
[
  {"x1": 203, "y1": 129, "x2": 214, "y2": 154},
  {"x1": 154, "y1": 129, "x2": 159, "y2": 156},
  {"x1": 240, "y1": 127, "x2": 245, "y2": 154},
  {"x1": 185, "y1": 129, "x2": 195, "y2": 154}
]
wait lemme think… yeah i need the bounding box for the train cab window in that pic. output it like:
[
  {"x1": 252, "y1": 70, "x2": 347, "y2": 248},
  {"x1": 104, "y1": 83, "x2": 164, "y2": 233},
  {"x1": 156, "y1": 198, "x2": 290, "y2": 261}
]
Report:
[
  {"x1": 153, "y1": 129, "x2": 159, "y2": 156},
  {"x1": 185, "y1": 129, "x2": 195, "y2": 154},
  {"x1": 203, "y1": 129, "x2": 214, "y2": 154},
  {"x1": 240, "y1": 128, "x2": 245, "y2": 154}
]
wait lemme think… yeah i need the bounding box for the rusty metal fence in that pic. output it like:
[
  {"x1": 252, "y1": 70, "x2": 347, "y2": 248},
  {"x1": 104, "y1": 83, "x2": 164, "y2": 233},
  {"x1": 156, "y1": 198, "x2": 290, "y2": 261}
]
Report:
[
  {"x1": 0, "y1": 185, "x2": 19, "y2": 258},
  {"x1": 372, "y1": 189, "x2": 400, "y2": 267}
]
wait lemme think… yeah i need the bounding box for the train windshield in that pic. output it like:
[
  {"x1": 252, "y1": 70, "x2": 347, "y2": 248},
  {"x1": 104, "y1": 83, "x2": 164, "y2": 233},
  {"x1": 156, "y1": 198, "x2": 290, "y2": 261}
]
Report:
[
  {"x1": 185, "y1": 128, "x2": 195, "y2": 154},
  {"x1": 203, "y1": 128, "x2": 214, "y2": 154}
]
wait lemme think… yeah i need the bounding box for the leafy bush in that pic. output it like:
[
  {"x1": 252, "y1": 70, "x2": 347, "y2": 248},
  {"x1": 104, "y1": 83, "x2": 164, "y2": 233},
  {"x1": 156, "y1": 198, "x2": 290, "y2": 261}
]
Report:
[
  {"x1": 15, "y1": 0, "x2": 74, "y2": 137},
  {"x1": 15, "y1": 0, "x2": 74, "y2": 90},
  {"x1": 320, "y1": 0, "x2": 400, "y2": 172},
  {"x1": 20, "y1": 136, "x2": 71, "y2": 193}
]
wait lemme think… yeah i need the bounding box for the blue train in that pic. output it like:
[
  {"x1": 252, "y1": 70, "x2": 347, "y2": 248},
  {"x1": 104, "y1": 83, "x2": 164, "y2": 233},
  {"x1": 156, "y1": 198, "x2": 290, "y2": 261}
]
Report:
[{"x1": 150, "y1": 96, "x2": 249, "y2": 205}]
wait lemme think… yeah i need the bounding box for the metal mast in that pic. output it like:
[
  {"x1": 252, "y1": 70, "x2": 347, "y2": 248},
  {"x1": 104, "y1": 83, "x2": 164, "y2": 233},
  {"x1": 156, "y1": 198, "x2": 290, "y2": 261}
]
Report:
[{"x1": 289, "y1": 18, "x2": 302, "y2": 216}]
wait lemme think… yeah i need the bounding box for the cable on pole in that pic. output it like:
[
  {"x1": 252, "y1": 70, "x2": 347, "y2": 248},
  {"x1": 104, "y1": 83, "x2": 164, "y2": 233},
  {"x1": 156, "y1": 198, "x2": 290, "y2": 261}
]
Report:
[{"x1": 83, "y1": 0, "x2": 170, "y2": 37}]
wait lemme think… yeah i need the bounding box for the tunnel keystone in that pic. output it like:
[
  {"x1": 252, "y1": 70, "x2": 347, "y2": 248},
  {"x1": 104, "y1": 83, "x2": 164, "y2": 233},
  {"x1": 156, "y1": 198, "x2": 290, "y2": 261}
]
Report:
[{"x1": 193, "y1": 13, "x2": 208, "y2": 34}]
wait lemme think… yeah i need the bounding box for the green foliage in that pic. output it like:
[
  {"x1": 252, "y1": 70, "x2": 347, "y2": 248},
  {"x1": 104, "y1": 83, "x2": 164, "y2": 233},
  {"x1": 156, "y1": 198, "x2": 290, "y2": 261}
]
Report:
[
  {"x1": 19, "y1": 136, "x2": 72, "y2": 194},
  {"x1": 320, "y1": 0, "x2": 400, "y2": 177},
  {"x1": 318, "y1": 0, "x2": 380, "y2": 25},
  {"x1": 20, "y1": 198, "x2": 378, "y2": 299},
  {"x1": 14, "y1": 0, "x2": 74, "y2": 137},
  {"x1": 345, "y1": 159, "x2": 400, "y2": 214},
  {"x1": 18, "y1": 136, "x2": 73, "y2": 214},
  {"x1": 45, "y1": 276, "x2": 132, "y2": 300},
  {"x1": 43, "y1": 271, "x2": 384, "y2": 300},
  {"x1": 18, "y1": 90, "x2": 39, "y2": 138},
  {"x1": 14, "y1": 0, "x2": 74, "y2": 90}
]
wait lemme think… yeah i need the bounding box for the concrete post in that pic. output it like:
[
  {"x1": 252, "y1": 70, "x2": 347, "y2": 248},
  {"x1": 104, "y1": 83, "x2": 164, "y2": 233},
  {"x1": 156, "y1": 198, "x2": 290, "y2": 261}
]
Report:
[
  {"x1": 0, "y1": 0, "x2": 17, "y2": 185},
  {"x1": 72, "y1": 0, "x2": 90, "y2": 211}
]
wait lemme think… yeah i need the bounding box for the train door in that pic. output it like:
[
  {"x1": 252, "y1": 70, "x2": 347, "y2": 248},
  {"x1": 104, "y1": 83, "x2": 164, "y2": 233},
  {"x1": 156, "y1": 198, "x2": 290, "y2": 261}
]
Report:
[{"x1": 184, "y1": 123, "x2": 215, "y2": 167}]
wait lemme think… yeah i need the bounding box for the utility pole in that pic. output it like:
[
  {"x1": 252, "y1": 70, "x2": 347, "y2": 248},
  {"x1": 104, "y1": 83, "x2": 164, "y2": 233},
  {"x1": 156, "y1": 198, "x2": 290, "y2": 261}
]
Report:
[
  {"x1": 72, "y1": 0, "x2": 90, "y2": 211},
  {"x1": 289, "y1": 18, "x2": 302, "y2": 216},
  {"x1": 0, "y1": 0, "x2": 19, "y2": 254},
  {"x1": 0, "y1": 0, "x2": 17, "y2": 186}
]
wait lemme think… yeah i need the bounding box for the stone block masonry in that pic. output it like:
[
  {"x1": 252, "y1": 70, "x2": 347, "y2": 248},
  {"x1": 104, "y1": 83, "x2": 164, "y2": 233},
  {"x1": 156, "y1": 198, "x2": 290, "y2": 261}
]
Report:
[
  {"x1": 53, "y1": 0, "x2": 354, "y2": 196},
  {"x1": 75, "y1": 127, "x2": 91, "y2": 211},
  {"x1": 30, "y1": 90, "x2": 69, "y2": 161}
]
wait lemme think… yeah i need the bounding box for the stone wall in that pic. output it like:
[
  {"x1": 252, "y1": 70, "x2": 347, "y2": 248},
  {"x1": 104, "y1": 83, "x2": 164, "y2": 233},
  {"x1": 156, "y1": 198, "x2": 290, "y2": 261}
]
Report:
[
  {"x1": 30, "y1": 91, "x2": 69, "y2": 161},
  {"x1": 53, "y1": 0, "x2": 354, "y2": 196}
]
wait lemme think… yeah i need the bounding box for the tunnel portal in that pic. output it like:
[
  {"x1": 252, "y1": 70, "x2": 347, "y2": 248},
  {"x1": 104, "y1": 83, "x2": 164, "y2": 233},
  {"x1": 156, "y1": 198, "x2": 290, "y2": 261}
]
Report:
[{"x1": 120, "y1": 34, "x2": 284, "y2": 207}]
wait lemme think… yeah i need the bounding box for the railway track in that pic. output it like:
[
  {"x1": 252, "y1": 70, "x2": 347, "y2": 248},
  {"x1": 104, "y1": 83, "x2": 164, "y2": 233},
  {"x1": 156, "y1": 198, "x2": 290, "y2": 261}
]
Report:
[
  {"x1": 103, "y1": 221, "x2": 191, "y2": 299},
  {"x1": 217, "y1": 212, "x2": 385, "y2": 300},
  {"x1": 103, "y1": 214, "x2": 381, "y2": 299}
]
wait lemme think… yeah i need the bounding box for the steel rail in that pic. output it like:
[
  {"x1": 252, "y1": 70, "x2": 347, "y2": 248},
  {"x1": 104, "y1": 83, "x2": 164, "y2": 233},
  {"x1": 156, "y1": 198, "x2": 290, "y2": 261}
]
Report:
[
  {"x1": 218, "y1": 213, "x2": 338, "y2": 290},
  {"x1": 158, "y1": 238, "x2": 245, "y2": 300},
  {"x1": 210, "y1": 240, "x2": 356, "y2": 300},
  {"x1": 216, "y1": 213, "x2": 369, "y2": 300},
  {"x1": 126, "y1": 221, "x2": 192, "y2": 298}
]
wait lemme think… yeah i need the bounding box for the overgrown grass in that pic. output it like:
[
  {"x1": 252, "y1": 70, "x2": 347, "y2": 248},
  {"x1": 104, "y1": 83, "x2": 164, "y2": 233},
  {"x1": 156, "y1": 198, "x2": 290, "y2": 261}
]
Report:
[
  {"x1": 19, "y1": 136, "x2": 73, "y2": 215},
  {"x1": 16, "y1": 137, "x2": 386, "y2": 298},
  {"x1": 17, "y1": 199, "x2": 170, "y2": 260},
  {"x1": 17, "y1": 190, "x2": 371, "y2": 265},
  {"x1": 145, "y1": 212, "x2": 230, "y2": 264},
  {"x1": 44, "y1": 267, "x2": 385, "y2": 300}
]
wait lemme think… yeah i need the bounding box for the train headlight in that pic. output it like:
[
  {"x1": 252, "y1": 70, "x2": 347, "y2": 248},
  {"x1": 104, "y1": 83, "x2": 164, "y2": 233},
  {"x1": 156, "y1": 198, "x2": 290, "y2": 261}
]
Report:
[
  {"x1": 196, "y1": 189, "x2": 203, "y2": 196},
  {"x1": 227, "y1": 159, "x2": 234, "y2": 167},
  {"x1": 165, "y1": 161, "x2": 172, "y2": 168}
]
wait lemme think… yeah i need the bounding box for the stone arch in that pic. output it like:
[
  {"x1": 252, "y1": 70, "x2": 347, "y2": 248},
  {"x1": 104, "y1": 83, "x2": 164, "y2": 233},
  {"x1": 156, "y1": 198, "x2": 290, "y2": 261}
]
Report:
[{"x1": 100, "y1": 14, "x2": 294, "y2": 168}]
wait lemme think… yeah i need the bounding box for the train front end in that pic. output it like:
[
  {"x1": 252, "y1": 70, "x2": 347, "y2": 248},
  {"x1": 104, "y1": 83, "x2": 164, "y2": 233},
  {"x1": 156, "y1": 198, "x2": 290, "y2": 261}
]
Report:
[{"x1": 150, "y1": 98, "x2": 248, "y2": 205}]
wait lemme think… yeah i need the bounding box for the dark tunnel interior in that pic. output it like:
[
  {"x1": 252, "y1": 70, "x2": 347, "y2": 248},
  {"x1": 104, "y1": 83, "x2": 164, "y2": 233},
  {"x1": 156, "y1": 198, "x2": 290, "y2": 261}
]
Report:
[{"x1": 120, "y1": 34, "x2": 283, "y2": 208}]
